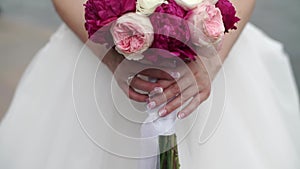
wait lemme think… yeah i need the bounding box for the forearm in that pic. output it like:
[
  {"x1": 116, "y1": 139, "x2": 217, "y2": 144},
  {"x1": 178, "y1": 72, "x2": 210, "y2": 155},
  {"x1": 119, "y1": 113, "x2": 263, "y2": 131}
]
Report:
[
  {"x1": 52, "y1": 0, "x2": 88, "y2": 42},
  {"x1": 218, "y1": 0, "x2": 256, "y2": 62},
  {"x1": 52, "y1": 0, "x2": 123, "y2": 72}
]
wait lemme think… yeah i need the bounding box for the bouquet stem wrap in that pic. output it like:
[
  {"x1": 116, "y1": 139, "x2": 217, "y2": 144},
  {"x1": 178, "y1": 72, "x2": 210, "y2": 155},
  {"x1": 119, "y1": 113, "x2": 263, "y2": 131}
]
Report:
[{"x1": 140, "y1": 78, "x2": 180, "y2": 169}]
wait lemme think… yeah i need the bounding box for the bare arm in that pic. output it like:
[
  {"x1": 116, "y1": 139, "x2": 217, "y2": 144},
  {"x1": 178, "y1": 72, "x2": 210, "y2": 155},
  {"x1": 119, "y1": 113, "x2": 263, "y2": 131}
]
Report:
[
  {"x1": 52, "y1": 0, "x2": 88, "y2": 42},
  {"x1": 52, "y1": 0, "x2": 256, "y2": 108},
  {"x1": 52, "y1": 0, "x2": 124, "y2": 73},
  {"x1": 52, "y1": 0, "x2": 172, "y2": 102}
]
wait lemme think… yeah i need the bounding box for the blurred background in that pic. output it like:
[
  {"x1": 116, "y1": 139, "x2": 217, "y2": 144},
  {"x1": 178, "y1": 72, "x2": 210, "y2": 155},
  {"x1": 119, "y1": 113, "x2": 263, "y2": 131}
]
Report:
[{"x1": 0, "y1": 0, "x2": 299, "y2": 119}]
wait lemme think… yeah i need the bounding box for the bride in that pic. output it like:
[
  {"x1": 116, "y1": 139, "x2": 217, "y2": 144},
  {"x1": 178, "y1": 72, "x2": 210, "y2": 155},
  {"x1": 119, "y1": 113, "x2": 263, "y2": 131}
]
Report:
[{"x1": 0, "y1": 0, "x2": 299, "y2": 168}]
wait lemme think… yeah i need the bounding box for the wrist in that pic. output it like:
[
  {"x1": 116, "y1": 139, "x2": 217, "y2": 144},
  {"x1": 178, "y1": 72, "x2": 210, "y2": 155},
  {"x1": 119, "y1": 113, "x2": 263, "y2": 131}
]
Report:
[{"x1": 102, "y1": 48, "x2": 124, "y2": 73}]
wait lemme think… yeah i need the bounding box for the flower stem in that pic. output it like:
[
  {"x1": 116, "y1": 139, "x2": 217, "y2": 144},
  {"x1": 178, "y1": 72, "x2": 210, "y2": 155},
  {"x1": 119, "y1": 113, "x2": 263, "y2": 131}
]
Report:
[{"x1": 159, "y1": 134, "x2": 180, "y2": 169}]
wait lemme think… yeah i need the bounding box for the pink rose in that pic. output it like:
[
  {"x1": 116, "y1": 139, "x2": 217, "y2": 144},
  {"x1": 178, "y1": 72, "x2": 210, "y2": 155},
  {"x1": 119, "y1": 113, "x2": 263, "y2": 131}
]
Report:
[
  {"x1": 110, "y1": 13, "x2": 154, "y2": 60},
  {"x1": 186, "y1": 2, "x2": 225, "y2": 50}
]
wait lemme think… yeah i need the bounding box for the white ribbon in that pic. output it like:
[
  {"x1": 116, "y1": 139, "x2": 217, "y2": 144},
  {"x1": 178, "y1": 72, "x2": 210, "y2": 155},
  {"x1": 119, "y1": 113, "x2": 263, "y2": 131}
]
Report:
[
  {"x1": 139, "y1": 76, "x2": 174, "y2": 168},
  {"x1": 139, "y1": 103, "x2": 179, "y2": 169}
]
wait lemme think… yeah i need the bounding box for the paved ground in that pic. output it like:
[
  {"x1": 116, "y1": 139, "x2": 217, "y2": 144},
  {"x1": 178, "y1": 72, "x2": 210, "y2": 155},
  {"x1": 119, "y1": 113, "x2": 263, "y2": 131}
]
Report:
[
  {"x1": 0, "y1": 17, "x2": 54, "y2": 119},
  {"x1": 0, "y1": 0, "x2": 299, "y2": 119}
]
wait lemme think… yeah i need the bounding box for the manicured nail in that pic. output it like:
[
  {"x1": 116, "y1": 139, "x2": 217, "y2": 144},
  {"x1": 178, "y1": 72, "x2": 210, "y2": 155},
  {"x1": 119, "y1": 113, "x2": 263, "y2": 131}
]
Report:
[
  {"x1": 149, "y1": 87, "x2": 163, "y2": 97},
  {"x1": 154, "y1": 87, "x2": 163, "y2": 93},
  {"x1": 147, "y1": 101, "x2": 156, "y2": 110},
  {"x1": 170, "y1": 72, "x2": 181, "y2": 79},
  {"x1": 177, "y1": 112, "x2": 185, "y2": 119},
  {"x1": 158, "y1": 109, "x2": 167, "y2": 117}
]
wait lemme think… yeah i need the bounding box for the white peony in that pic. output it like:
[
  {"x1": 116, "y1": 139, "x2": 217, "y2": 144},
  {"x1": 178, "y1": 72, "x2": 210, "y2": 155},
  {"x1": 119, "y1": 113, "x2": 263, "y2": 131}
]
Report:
[
  {"x1": 174, "y1": 0, "x2": 218, "y2": 10},
  {"x1": 136, "y1": 0, "x2": 167, "y2": 15}
]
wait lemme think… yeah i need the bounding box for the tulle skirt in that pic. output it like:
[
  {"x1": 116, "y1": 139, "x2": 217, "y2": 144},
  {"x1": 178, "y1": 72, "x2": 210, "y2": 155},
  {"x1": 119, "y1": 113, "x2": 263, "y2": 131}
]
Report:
[{"x1": 0, "y1": 23, "x2": 299, "y2": 169}]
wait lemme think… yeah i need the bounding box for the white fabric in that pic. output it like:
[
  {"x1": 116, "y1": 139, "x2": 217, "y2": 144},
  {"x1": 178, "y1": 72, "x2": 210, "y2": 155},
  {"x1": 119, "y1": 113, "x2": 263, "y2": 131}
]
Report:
[
  {"x1": 0, "y1": 23, "x2": 300, "y2": 169},
  {"x1": 140, "y1": 87, "x2": 192, "y2": 169},
  {"x1": 139, "y1": 103, "x2": 177, "y2": 169}
]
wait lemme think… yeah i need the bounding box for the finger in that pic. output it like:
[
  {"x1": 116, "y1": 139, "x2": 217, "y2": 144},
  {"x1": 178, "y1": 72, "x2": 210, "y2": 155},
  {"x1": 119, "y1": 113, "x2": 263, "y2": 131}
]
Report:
[
  {"x1": 156, "y1": 79, "x2": 176, "y2": 89},
  {"x1": 150, "y1": 76, "x2": 194, "y2": 108},
  {"x1": 177, "y1": 90, "x2": 211, "y2": 119},
  {"x1": 130, "y1": 76, "x2": 161, "y2": 92},
  {"x1": 128, "y1": 87, "x2": 149, "y2": 102},
  {"x1": 139, "y1": 69, "x2": 180, "y2": 80},
  {"x1": 158, "y1": 86, "x2": 199, "y2": 117},
  {"x1": 120, "y1": 83, "x2": 148, "y2": 102}
]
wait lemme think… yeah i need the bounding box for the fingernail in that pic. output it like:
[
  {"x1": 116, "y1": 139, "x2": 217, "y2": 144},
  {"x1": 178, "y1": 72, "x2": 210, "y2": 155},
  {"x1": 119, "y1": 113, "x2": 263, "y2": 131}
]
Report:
[
  {"x1": 147, "y1": 101, "x2": 156, "y2": 110},
  {"x1": 154, "y1": 87, "x2": 163, "y2": 93},
  {"x1": 158, "y1": 109, "x2": 167, "y2": 117},
  {"x1": 149, "y1": 87, "x2": 163, "y2": 97},
  {"x1": 177, "y1": 112, "x2": 185, "y2": 119},
  {"x1": 170, "y1": 72, "x2": 181, "y2": 79}
]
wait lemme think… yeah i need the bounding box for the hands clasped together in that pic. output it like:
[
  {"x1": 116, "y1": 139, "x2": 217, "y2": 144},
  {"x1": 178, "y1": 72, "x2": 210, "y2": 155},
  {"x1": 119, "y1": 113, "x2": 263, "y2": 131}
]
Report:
[{"x1": 112, "y1": 51, "x2": 217, "y2": 119}]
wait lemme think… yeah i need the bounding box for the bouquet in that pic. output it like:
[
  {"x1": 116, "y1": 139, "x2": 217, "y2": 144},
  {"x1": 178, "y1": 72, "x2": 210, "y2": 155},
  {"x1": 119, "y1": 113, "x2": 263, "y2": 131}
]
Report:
[{"x1": 84, "y1": 0, "x2": 239, "y2": 168}]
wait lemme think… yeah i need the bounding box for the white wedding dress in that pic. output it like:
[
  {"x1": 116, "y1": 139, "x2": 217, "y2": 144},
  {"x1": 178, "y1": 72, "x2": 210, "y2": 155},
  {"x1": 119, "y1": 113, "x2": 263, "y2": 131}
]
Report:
[{"x1": 0, "y1": 23, "x2": 300, "y2": 169}]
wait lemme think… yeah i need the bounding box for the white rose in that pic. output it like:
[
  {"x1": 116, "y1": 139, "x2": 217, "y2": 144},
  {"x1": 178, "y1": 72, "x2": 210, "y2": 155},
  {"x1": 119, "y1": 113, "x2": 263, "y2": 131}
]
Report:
[
  {"x1": 136, "y1": 0, "x2": 167, "y2": 15},
  {"x1": 174, "y1": 0, "x2": 218, "y2": 10}
]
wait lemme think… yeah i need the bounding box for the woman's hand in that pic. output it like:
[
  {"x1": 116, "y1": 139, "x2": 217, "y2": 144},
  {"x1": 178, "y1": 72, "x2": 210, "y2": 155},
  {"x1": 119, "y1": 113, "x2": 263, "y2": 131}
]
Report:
[
  {"x1": 145, "y1": 0, "x2": 257, "y2": 118},
  {"x1": 148, "y1": 57, "x2": 221, "y2": 119},
  {"x1": 106, "y1": 49, "x2": 176, "y2": 102},
  {"x1": 53, "y1": 0, "x2": 255, "y2": 113}
]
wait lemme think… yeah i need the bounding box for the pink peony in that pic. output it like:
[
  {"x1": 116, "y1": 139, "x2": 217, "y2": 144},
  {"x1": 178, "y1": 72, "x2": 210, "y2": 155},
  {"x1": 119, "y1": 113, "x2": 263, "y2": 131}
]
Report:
[
  {"x1": 146, "y1": 0, "x2": 196, "y2": 62},
  {"x1": 215, "y1": 0, "x2": 240, "y2": 32},
  {"x1": 84, "y1": 0, "x2": 136, "y2": 45},
  {"x1": 110, "y1": 13, "x2": 154, "y2": 60},
  {"x1": 186, "y1": 2, "x2": 225, "y2": 47}
]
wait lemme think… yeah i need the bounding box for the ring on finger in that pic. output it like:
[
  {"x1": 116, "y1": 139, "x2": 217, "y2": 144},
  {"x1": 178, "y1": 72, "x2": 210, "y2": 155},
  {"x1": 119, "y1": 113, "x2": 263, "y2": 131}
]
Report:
[{"x1": 127, "y1": 74, "x2": 136, "y2": 86}]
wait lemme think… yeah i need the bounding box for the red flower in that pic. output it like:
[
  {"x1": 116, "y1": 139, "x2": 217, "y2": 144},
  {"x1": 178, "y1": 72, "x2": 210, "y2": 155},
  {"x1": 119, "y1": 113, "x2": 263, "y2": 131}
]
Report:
[
  {"x1": 146, "y1": 0, "x2": 196, "y2": 62},
  {"x1": 216, "y1": 0, "x2": 240, "y2": 32},
  {"x1": 84, "y1": 0, "x2": 136, "y2": 45}
]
